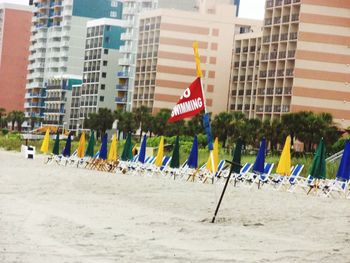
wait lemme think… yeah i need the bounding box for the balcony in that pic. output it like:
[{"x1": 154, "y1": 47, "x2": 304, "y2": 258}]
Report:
[
  {"x1": 121, "y1": 32, "x2": 135, "y2": 41},
  {"x1": 44, "y1": 109, "x2": 65, "y2": 114},
  {"x1": 27, "y1": 81, "x2": 42, "y2": 89},
  {"x1": 25, "y1": 92, "x2": 44, "y2": 99},
  {"x1": 24, "y1": 102, "x2": 45, "y2": 108},
  {"x1": 117, "y1": 71, "x2": 129, "y2": 78},
  {"x1": 116, "y1": 84, "x2": 128, "y2": 90},
  {"x1": 31, "y1": 72, "x2": 44, "y2": 79},
  {"x1": 282, "y1": 105, "x2": 290, "y2": 112},
  {"x1": 119, "y1": 45, "x2": 133, "y2": 53},
  {"x1": 122, "y1": 7, "x2": 136, "y2": 15},
  {"x1": 36, "y1": 31, "x2": 47, "y2": 39},
  {"x1": 115, "y1": 97, "x2": 127, "y2": 103},
  {"x1": 118, "y1": 58, "x2": 132, "y2": 66},
  {"x1": 50, "y1": 1, "x2": 62, "y2": 7},
  {"x1": 25, "y1": 112, "x2": 41, "y2": 118}
]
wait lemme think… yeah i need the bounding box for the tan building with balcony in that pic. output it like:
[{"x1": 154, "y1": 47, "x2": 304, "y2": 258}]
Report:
[
  {"x1": 229, "y1": 0, "x2": 350, "y2": 128},
  {"x1": 133, "y1": 3, "x2": 261, "y2": 115}
]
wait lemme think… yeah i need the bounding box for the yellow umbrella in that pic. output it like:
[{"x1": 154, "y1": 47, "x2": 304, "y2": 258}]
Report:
[
  {"x1": 276, "y1": 135, "x2": 292, "y2": 176},
  {"x1": 108, "y1": 133, "x2": 118, "y2": 161},
  {"x1": 154, "y1": 136, "x2": 164, "y2": 167},
  {"x1": 40, "y1": 128, "x2": 50, "y2": 153},
  {"x1": 206, "y1": 137, "x2": 219, "y2": 173},
  {"x1": 77, "y1": 132, "x2": 86, "y2": 158}
]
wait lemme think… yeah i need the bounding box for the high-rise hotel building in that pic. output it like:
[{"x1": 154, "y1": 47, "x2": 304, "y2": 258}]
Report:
[
  {"x1": 69, "y1": 18, "x2": 125, "y2": 131},
  {"x1": 229, "y1": 0, "x2": 350, "y2": 128},
  {"x1": 0, "y1": 3, "x2": 32, "y2": 112},
  {"x1": 117, "y1": 0, "x2": 215, "y2": 112},
  {"x1": 132, "y1": 2, "x2": 261, "y2": 115},
  {"x1": 24, "y1": 0, "x2": 122, "y2": 129}
]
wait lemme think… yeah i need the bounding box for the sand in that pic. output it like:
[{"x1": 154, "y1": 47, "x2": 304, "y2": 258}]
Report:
[{"x1": 0, "y1": 150, "x2": 350, "y2": 263}]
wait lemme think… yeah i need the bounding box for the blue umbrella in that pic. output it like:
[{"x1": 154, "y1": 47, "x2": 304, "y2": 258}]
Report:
[
  {"x1": 138, "y1": 134, "x2": 147, "y2": 163},
  {"x1": 62, "y1": 132, "x2": 72, "y2": 157},
  {"x1": 99, "y1": 133, "x2": 108, "y2": 160},
  {"x1": 336, "y1": 140, "x2": 350, "y2": 181},
  {"x1": 253, "y1": 138, "x2": 266, "y2": 174},
  {"x1": 187, "y1": 135, "x2": 198, "y2": 168}
]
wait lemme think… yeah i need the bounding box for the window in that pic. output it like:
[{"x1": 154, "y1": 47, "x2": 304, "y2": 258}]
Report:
[
  {"x1": 101, "y1": 84, "x2": 105, "y2": 90},
  {"x1": 110, "y1": 11, "x2": 117, "y2": 18},
  {"x1": 102, "y1": 72, "x2": 107, "y2": 78},
  {"x1": 106, "y1": 25, "x2": 110, "y2": 31},
  {"x1": 105, "y1": 37, "x2": 110, "y2": 44},
  {"x1": 104, "y1": 49, "x2": 108, "y2": 54},
  {"x1": 103, "y1": 60, "x2": 108, "y2": 66},
  {"x1": 100, "y1": 96, "x2": 104, "y2": 102},
  {"x1": 111, "y1": 0, "x2": 118, "y2": 7}
]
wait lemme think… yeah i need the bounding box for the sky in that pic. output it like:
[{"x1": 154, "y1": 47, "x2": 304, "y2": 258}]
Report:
[{"x1": 0, "y1": 0, "x2": 265, "y2": 20}]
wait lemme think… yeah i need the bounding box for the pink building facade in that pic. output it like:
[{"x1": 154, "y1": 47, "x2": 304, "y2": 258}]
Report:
[{"x1": 0, "y1": 3, "x2": 32, "y2": 112}]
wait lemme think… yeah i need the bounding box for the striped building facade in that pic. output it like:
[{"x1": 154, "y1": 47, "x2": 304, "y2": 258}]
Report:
[
  {"x1": 291, "y1": 0, "x2": 350, "y2": 128},
  {"x1": 229, "y1": 0, "x2": 350, "y2": 128},
  {"x1": 133, "y1": 4, "x2": 260, "y2": 115}
]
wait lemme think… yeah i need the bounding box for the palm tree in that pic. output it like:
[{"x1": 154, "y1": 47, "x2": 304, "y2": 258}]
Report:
[
  {"x1": 6, "y1": 111, "x2": 15, "y2": 130},
  {"x1": 0, "y1": 108, "x2": 6, "y2": 128},
  {"x1": 13, "y1": 111, "x2": 25, "y2": 132},
  {"x1": 133, "y1": 105, "x2": 151, "y2": 141},
  {"x1": 212, "y1": 112, "x2": 233, "y2": 148}
]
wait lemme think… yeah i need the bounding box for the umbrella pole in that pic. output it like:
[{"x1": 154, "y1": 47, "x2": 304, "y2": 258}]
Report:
[{"x1": 211, "y1": 168, "x2": 233, "y2": 223}]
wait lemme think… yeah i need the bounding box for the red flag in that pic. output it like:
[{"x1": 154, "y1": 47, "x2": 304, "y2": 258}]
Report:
[{"x1": 168, "y1": 77, "x2": 205, "y2": 123}]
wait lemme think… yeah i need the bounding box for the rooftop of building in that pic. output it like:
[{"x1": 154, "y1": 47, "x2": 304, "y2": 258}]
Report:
[
  {"x1": 86, "y1": 18, "x2": 127, "y2": 28},
  {"x1": 0, "y1": 2, "x2": 33, "y2": 12}
]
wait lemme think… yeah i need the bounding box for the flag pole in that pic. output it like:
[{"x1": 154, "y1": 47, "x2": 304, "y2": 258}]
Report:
[{"x1": 193, "y1": 41, "x2": 217, "y2": 179}]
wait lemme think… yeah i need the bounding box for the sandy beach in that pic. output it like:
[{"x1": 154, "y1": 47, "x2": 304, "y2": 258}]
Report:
[{"x1": 1, "y1": 150, "x2": 350, "y2": 263}]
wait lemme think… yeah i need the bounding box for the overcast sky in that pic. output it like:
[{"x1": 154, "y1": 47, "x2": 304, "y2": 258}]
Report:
[{"x1": 0, "y1": 0, "x2": 265, "y2": 19}]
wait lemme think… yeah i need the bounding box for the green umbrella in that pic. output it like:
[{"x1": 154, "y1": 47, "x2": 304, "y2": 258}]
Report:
[
  {"x1": 231, "y1": 138, "x2": 243, "y2": 174},
  {"x1": 121, "y1": 132, "x2": 133, "y2": 161},
  {"x1": 85, "y1": 131, "x2": 95, "y2": 157},
  {"x1": 211, "y1": 138, "x2": 243, "y2": 223},
  {"x1": 52, "y1": 131, "x2": 60, "y2": 155},
  {"x1": 309, "y1": 138, "x2": 326, "y2": 180},
  {"x1": 170, "y1": 136, "x2": 180, "y2": 168}
]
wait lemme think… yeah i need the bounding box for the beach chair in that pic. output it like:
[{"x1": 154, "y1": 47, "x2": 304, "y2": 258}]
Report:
[
  {"x1": 272, "y1": 164, "x2": 304, "y2": 191},
  {"x1": 201, "y1": 160, "x2": 226, "y2": 184},
  {"x1": 229, "y1": 162, "x2": 253, "y2": 186},
  {"x1": 116, "y1": 154, "x2": 139, "y2": 174},
  {"x1": 60, "y1": 150, "x2": 77, "y2": 166},
  {"x1": 151, "y1": 156, "x2": 172, "y2": 176},
  {"x1": 322, "y1": 178, "x2": 349, "y2": 198},
  {"x1": 186, "y1": 162, "x2": 207, "y2": 182},
  {"x1": 244, "y1": 163, "x2": 274, "y2": 187},
  {"x1": 295, "y1": 174, "x2": 315, "y2": 193},
  {"x1": 252, "y1": 163, "x2": 275, "y2": 188},
  {"x1": 83, "y1": 151, "x2": 100, "y2": 169},
  {"x1": 164, "y1": 160, "x2": 188, "y2": 180}
]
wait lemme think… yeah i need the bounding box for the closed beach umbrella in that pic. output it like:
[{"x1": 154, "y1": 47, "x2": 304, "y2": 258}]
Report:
[
  {"x1": 62, "y1": 132, "x2": 72, "y2": 157},
  {"x1": 253, "y1": 138, "x2": 266, "y2": 174},
  {"x1": 99, "y1": 133, "x2": 108, "y2": 160},
  {"x1": 187, "y1": 135, "x2": 198, "y2": 169},
  {"x1": 138, "y1": 134, "x2": 147, "y2": 163},
  {"x1": 336, "y1": 140, "x2": 350, "y2": 181},
  {"x1": 108, "y1": 133, "x2": 118, "y2": 161},
  {"x1": 52, "y1": 131, "x2": 60, "y2": 155},
  {"x1": 206, "y1": 137, "x2": 219, "y2": 173},
  {"x1": 40, "y1": 128, "x2": 50, "y2": 154},
  {"x1": 170, "y1": 136, "x2": 180, "y2": 168},
  {"x1": 154, "y1": 136, "x2": 164, "y2": 167},
  {"x1": 121, "y1": 132, "x2": 133, "y2": 161},
  {"x1": 76, "y1": 132, "x2": 86, "y2": 158},
  {"x1": 276, "y1": 135, "x2": 291, "y2": 176},
  {"x1": 85, "y1": 131, "x2": 95, "y2": 157},
  {"x1": 309, "y1": 138, "x2": 326, "y2": 180},
  {"x1": 231, "y1": 138, "x2": 243, "y2": 173}
]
